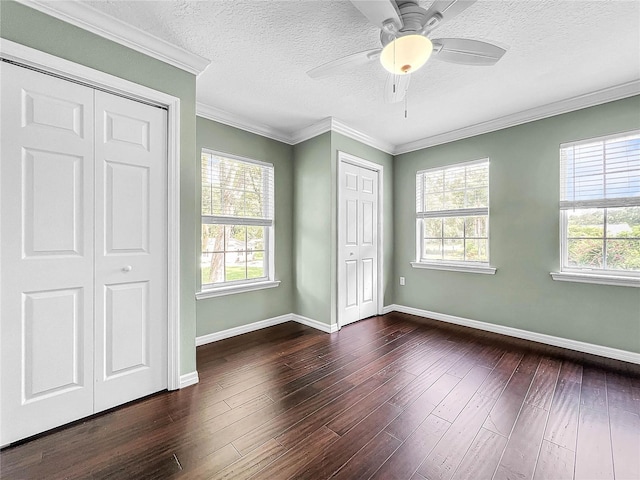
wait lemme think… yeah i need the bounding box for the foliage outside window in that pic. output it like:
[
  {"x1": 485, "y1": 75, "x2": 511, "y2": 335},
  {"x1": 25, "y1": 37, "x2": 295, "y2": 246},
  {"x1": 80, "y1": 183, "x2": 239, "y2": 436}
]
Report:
[
  {"x1": 560, "y1": 131, "x2": 640, "y2": 275},
  {"x1": 201, "y1": 150, "x2": 274, "y2": 289},
  {"x1": 416, "y1": 159, "x2": 490, "y2": 265}
]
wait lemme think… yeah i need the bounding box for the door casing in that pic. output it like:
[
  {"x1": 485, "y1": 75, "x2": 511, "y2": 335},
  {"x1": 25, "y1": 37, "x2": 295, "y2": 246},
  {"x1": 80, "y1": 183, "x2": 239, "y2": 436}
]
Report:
[
  {"x1": 0, "y1": 39, "x2": 183, "y2": 391},
  {"x1": 336, "y1": 151, "x2": 384, "y2": 330}
]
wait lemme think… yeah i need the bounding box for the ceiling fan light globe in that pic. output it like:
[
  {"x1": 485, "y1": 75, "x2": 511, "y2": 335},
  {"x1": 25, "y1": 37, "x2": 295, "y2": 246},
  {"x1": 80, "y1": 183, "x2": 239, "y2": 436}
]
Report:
[{"x1": 380, "y1": 34, "x2": 433, "y2": 75}]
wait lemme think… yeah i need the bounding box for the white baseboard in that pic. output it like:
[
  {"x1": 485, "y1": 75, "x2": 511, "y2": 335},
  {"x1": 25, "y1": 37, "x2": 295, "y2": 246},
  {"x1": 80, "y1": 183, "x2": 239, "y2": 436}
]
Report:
[
  {"x1": 382, "y1": 305, "x2": 395, "y2": 315},
  {"x1": 195, "y1": 313, "x2": 337, "y2": 347},
  {"x1": 195, "y1": 314, "x2": 293, "y2": 346},
  {"x1": 179, "y1": 371, "x2": 199, "y2": 388},
  {"x1": 385, "y1": 304, "x2": 640, "y2": 365},
  {"x1": 292, "y1": 314, "x2": 339, "y2": 333}
]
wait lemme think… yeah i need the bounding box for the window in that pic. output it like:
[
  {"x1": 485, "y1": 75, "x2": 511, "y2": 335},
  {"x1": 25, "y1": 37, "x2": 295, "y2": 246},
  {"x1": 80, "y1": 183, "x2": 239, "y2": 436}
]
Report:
[
  {"x1": 413, "y1": 159, "x2": 495, "y2": 274},
  {"x1": 558, "y1": 131, "x2": 640, "y2": 280},
  {"x1": 200, "y1": 150, "x2": 276, "y2": 294}
]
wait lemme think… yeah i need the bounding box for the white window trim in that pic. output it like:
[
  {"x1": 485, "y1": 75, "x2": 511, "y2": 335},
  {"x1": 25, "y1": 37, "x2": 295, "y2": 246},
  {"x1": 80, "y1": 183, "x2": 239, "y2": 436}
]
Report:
[
  {"x1": 198, "y1": 149, "x2": 277, "y2": 296},
  {"x1": 550, "y1": 271, "x2": 640, "y2": 288},
  {"x1": 196, "y1": 280, "x2": 281, "y2": 299},
  {"x1": 411, "y1": 261, "x2": 496, "y2": 274},
  {"x1": 555, "y1": 130, "x2": 640, "y2": 284},
  {"x1": 414, "y1": 158, "x2": 496, "y2": 273}
]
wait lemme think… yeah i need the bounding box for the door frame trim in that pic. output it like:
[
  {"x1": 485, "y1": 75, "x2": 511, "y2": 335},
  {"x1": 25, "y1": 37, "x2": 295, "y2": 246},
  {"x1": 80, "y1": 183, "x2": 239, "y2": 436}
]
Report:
[
  {"x1": 0, "y1": 39, "x2": 182, "y2": 390},
  {"x1": 336, "y1": 151, "x2": 384, "y2": 330}
]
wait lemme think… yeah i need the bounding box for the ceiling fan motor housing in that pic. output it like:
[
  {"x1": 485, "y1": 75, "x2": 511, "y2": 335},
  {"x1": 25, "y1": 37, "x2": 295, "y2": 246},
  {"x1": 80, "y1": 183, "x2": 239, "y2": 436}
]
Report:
[{"x1": 380, "y1": 1, "x2": 430, "y2": 46}]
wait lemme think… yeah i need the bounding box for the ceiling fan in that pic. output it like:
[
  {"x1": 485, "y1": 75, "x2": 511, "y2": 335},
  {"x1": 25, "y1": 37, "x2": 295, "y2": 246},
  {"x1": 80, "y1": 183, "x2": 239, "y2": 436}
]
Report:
[{"x1": 307, "y1": 0, "x2": 507, "y2": 103}]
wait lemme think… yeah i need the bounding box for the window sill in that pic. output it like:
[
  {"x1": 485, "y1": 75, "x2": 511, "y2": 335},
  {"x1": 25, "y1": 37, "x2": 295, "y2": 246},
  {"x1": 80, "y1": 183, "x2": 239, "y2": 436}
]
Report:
[
  {"x1": 410, "y1": 262, "x2": 497, "y2": 275},
  {"x1": 550, "y1": 272, "x2": 640, "y2": 288},
  {"x1": 196, "y1": 280, "x2": 281, "y2": 299}
]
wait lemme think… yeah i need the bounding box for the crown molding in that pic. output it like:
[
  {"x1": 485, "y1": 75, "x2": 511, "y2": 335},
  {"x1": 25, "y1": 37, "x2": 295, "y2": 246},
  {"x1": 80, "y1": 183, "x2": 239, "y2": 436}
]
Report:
[
  {"x1": 395, "y1": 80, "x2": 640, "y2": 155},
  {"x1": 196, "y1": 103, "x2": 293, "y2": 144},
  {"x1": 16, "y1": 0, "x2": 210, "y2": 75},
  {"x1": 331, "y1": 118, "x2": 395, "y2": 155},
  {"x1": 289, "y1": 118, "x2": 333, "y2": 144},
  {"x1": 197, "y1": 80, "x2": 639, "y2": 155},
  {"x1": 195, "y1": 107, "x2": 393, "y2": 155}
]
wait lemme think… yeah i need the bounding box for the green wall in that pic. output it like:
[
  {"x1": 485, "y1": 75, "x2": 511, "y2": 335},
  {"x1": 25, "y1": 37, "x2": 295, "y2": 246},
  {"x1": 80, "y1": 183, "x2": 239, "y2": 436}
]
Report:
[
  {"x1": 195, "y1": 117, "x2": 294, "y2": 334},
  {"x1": 293, "y1": 133, "x2": 333, "y2": 324},
  {"x1": 393, "y1": 96, "x2": 640, "y2": 353},
  {"x1": 1, "y1": 1, "x2": 199, "y2": 374}
]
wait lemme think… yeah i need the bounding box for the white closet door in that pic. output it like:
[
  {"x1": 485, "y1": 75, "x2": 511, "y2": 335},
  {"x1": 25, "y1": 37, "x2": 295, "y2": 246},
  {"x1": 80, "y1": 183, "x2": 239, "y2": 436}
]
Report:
[
  {"x1": 0, "y1": 63, "x2": 95, "y2": 445},
  {"x1": 93, "y1": 91, "x2": 168, "y2": 412},
  {"x1": 339, "y1": 161, "x2": 379, "y2": 326}
]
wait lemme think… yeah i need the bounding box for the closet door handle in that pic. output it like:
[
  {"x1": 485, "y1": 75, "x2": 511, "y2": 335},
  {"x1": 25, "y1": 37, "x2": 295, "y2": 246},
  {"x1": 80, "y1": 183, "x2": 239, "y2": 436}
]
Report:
[{"x1": 122, "y1": 265, "x2": 133, "y2": 273}]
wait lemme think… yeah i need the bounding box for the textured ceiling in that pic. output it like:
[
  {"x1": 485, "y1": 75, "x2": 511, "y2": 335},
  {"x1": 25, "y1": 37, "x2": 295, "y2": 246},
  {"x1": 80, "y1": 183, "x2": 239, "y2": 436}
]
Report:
[{"x1": 86, "y1": 0, "x2": 640, "y2": 147}]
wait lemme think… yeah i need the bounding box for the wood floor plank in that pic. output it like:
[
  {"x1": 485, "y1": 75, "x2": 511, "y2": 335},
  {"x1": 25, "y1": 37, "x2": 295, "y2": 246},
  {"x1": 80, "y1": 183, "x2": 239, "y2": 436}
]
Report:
[
  {"x1": 450, "y1": 428, "x2": 507, "y2": 480},
  {"x1": 543, "y1": 361, "x2": 582, "y2": 451},
  {"x1": 475, "y1": 351, "x2": 523, "y2": 399},
  {"x1": 385, "y1": 373, "x2": 460, "y2": 441},
  {"x1": 274, "y1": 373, "x2": 391, "y2": 449},
  {"x1": 175, "y1": 444, "x2": 240, "y2": 479},
  {"x1": 493, "y1": 403, "x2": 549, "y2": 480},
  {"x1": 372, "y1": 414, "x2": 450, "y2": 480},
  {"x1": 580, "y1": 367, "x2": 608, "y2": 412},
  {"x1": 4, "y1": 314, "x2": 639, "y2": 480},
  {"x1": 208, "y1": 439, "x2": 286, "y2": 480},
  {"x1": 418, "y1": 393, "x2": 496, "y2": 480},
  {"x1": 474, "y1": 345, "x2": 507, "y2": 369},
  {"x1": 432, "y1": 365, "x2": 492, "y2": 423},
  {"x1": 446, "y1": 342, "x2": 484, "y2": 378},
  {"x1": 574, "y1": 407, "x2": 614, "y2": 480},
  {"x1": 483, "y1": 353, "x2": 540, "y2": 437},
  {"x1": 289, "y1": 402, "x2": 402, "y2": 480},
  {"x1": 607, "y1": 371, "x2": 640, "y2": 415},
  {"x1": 331, "y1": 430, "x2": 401, "y2": 480},
  {"x1": 231, "y1": 377, "x2": 355, "y2": 455},
  {"x1": 224, "y1": 353, "x2": 358, "y2": 408},
  {"x1": 525, "y1": 357, "x2": 562, "y2": 410},
  {"x1": 609, "y1": 407, "x2": 640, "y2": 480},
  {"x1": 388, "y1": 347, "x2": 464, "y2": 409},
  {"x1": 326, "y1": 371, "x2": 416, "y2": 435},
  {"x1": 248, "y1": 426, "x2": 339, "y2": 480},
  {"x1": 399, "y1": 334, "x2": 454, "y2": 377},
  {"x1": 533, "y1": 440, "x2": 575, "y2": 480}
]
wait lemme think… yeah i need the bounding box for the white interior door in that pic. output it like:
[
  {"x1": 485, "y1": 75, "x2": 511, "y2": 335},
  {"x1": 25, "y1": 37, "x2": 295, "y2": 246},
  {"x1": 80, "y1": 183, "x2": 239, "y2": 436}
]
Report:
[
  {"x1": 1, "y1": 63, "x2": 168, "y2": 445},
  {"x1": 93, "y1": 91, "x2": 167, "y2": 412},
  {"x1": 0, "y1": 62, "x2": 96, "y2": 444},
  {"x1": 338, "y1": 159, "x2": 379, "y2": 326}
]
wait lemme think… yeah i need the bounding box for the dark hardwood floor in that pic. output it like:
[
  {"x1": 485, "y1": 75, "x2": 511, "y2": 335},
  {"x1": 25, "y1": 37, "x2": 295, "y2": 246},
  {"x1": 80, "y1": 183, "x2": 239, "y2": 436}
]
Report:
[{"x1": 2, "y1": 312, "x2": 639, "y2": 479}]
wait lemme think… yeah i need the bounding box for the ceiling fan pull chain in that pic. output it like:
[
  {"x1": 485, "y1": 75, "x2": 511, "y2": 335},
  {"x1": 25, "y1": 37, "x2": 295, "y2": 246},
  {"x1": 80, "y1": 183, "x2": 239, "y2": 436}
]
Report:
[{"x1": 405, "y1": 88, "x2": 408, "y2": 118}]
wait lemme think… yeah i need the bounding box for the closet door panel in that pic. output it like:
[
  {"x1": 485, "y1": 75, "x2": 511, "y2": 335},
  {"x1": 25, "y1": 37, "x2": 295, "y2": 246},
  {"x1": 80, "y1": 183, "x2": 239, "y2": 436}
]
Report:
[
  {"x1": 93, "y1": 90, "x2": 168, "y2": 412},
  {"x1": 0, "y1": 63, "x2": 95, "y2": 445}
]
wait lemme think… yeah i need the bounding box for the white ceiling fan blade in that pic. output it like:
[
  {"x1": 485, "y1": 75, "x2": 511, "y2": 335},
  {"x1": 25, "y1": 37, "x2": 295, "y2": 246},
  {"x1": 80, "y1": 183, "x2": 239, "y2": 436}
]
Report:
[
  {"x1": 423, "y1": 0, "x2": 477, "y2": 32},
  {"x1": 307, "y1": 49, "x2": 381, "y2": 79},
  {"x1": 432, "y1": 38, "x2": 506, "y2": 66},
  {"x1": 384, "y1": 73, "x2": 411, "y2": 103},
  {"x1": 350, "y1": 0, "x2": 402, "y2": 29}
]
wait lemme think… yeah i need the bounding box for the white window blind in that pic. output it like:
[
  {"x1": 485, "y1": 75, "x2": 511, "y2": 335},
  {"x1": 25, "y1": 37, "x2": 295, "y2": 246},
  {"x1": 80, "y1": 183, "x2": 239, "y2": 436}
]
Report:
[
  {"x1": 560, "y1": 131, "x2": 640, "y2": 210},
  {"x1": 416, "y1": 159, "x2": 489, "y2": 218},
  {"x1": 201, "y1": 151, "x2": 274, "y2": 226}
]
